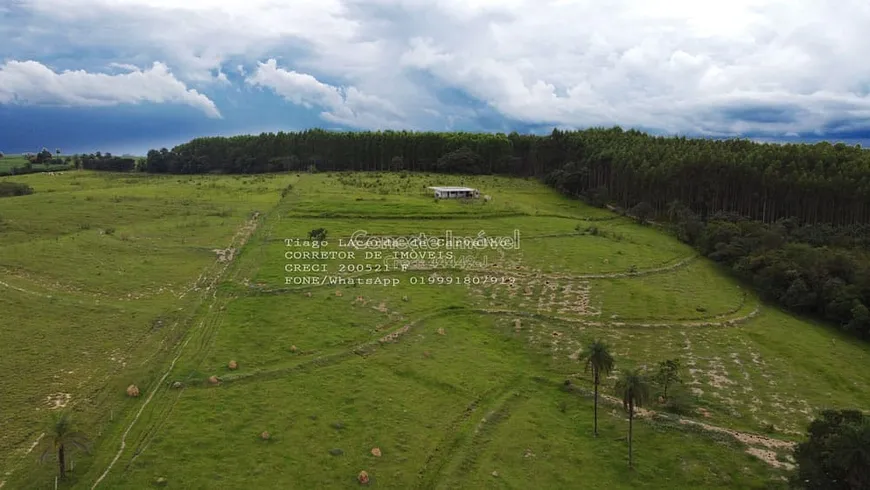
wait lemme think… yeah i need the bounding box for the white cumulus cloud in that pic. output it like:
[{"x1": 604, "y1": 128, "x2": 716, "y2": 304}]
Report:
[
  {"x1": 5, "y1": 0, "x2": 870, "y2": 136},
  {"x1": 246, "y1": 59, "x2": 405, "y2": 129},
  {"x1": 0, "y1": 60, "x2": 221, "y2": 117}
]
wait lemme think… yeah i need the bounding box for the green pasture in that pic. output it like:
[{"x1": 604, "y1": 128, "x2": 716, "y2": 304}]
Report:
[{"x1": 2, "y1": 171, "x2": 868, "y2": 489}]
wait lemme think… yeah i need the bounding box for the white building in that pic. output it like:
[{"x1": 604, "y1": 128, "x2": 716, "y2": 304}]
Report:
[{"x1": 428, "y1": 186, "x2": 480, "y2": 199}]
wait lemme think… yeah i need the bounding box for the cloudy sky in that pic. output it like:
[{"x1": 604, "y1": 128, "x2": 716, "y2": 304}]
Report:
[{"x1": 1, "y1": 0, "x2": 869, "y2": 155}]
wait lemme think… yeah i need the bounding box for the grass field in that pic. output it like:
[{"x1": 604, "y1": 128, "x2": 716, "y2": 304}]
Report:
[{"x1": 2, "y1": 170, "x2": 869, "y2": 489}]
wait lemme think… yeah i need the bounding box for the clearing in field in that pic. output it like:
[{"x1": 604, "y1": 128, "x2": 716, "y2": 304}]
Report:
[{"x1": 2, "y1": 171, "x2": 870, "y2": 489}]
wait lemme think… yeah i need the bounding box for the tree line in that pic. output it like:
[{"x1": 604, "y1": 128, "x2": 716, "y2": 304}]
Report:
[
  {"x1": 137, "y1": 128, "x2": 870, "y2": 228},
  {"x1": 71, "y1": 152, "x2": 138, "y2": 172},
  {"x1": 113, "y1": 128, "x2": 870, "y2": 340}
]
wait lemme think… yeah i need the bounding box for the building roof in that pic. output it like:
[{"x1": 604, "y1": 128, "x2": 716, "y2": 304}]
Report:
[{"x1": 428, "y1": 186, "x2": 478, "y2": 192}]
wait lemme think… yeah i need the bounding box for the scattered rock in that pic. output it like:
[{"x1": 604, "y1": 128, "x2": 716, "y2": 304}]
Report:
[
  {"x1": 332, "y1": 421, "x2": 345, "y2": 430},
  {"x1": 309, "y1": 414, "x2": 318, "y2": 421},
  {"x1": 228, "y1": 360, "x2": 238, "y2": 370},
  {"x1": 335, "y1": 290, "x2": 343, "y2": 297},
  {"x1": 423, "y1": 351, "x2": 432, "y2": 359},
  {"x1": 208, "y1": 375, "x2": 220, "y2": 385},
  {"x1": 371, "y1": 447, "x2": 381, "y2": 457},
  {"x1": 155, "y1": 476, "x2": 167, "y2": 486},
  {"x1": 491, "y1": 471, "x2": 499, "y2": 477},
  {"x1": 358, "y1": 470, "x2": 370, "y2": 485},
  {"x1": 171, "y1": 381, "x2": 183, "y2": 389},
  {"x1": 329, "y1": 448, "x2": 344, "y2": 456},
  {"x1": 437, "y1": 328, "x2": 446, "y2": 335},
  {"x1": 290, "y1": 345, "x2": 298, "y2": 353},
  {"x1": 658, "y1": 396, "x2": 665, "y2": 404},
  {"x1": 524, "y1": 448, "x2": 535, "y2": 458},
  {"x1": 126, "y1": 385, "x2": 140, "y2": 397},
  {"x1": 260, "y1": 431, "x2": 271, "y2": 440},
  {"x1": 402, "y1": 295, "x2": 409, "y2": 302},
  {"x1": 305, "y1": 292, "x2": 312, "y2": 297}
]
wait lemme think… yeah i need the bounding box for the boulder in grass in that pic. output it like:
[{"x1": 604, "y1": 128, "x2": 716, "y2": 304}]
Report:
[
  {"x1": 358, "y1": 471, "x2": 370, "y2": 485},
  {"x1": 155, "y1": 477, "x2": 168, "y2": 486},
  {"x1": 171, "y1": 381, "x2": 183, "y2": 389},
  {"x1": 290, "y1": 345, "x2": 298, "y2": 353},
  {"x1": 126, "y1": 384, "x2": 140, "y2": 397},
  {"x1": 437, "y1": 328, "x2": 446, "y2": 335},
  {"x1": 228, "y1": 360, "x2": 238, "y2": 370},
  {"x1": 208, "y1": 375, "x2": 220, "y2": 385},
  {"x1": 260, "y1": 431, "x2": 271, "y2": 440},
  {"x1": 371, "y1": 447, "x2": 381, "y2": 457}
]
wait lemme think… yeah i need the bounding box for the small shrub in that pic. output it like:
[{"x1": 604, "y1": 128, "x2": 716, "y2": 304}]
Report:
[
  {"x1": 660, "y1": 385, "x2": 695, "y2": 415},
  {"x1": 0, "y1": 181, "x2": 34, "y2": 198},
  {"x1": 308, "y1": 228, "x2": 327, "y2": 241}
]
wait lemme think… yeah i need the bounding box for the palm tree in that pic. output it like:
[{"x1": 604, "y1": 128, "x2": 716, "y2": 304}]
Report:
[
  {"x1": 37, "y1": 412, "x2": 91, "y2": 480},
  {"x1": 615, "y1": 368, "x2": 651, "y2": 468},
  {"x1": 580, "y1": 340, "x2": 614, "y2": 437}
]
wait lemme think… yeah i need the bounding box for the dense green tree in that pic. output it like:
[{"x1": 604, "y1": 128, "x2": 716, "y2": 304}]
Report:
[
  {"x1": 792, "y1": 409, "x2": 870, "y2": 489},
  {"x1": 36, "y1": 148, "x2": 53, "y2": 164},
  {"x1": 629, "y1": 201, "x2": 655, "y2": 225},
  {"x1": 580, "y1": 340, "x2": 615, "y2": 437}
]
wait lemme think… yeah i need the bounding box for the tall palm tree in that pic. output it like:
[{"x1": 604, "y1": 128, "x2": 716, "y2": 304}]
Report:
[
  {"x1": 580, "y1": 340, "x2": 614, "y2": 437},
  {"x1": 37, "y1": 412, "x2": 91, "y2": 480},
  {"x1": 615, "y1": 368, "x2": 651, "y2": 468}
]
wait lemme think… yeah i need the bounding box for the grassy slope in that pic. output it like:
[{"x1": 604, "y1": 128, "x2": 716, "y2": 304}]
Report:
[
  {"x1": 0, "y1": 171, "x2": 295, "y2": 487},
  {"x1": 2, "y1": 171, "x2": 869, "y2": 489}
]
